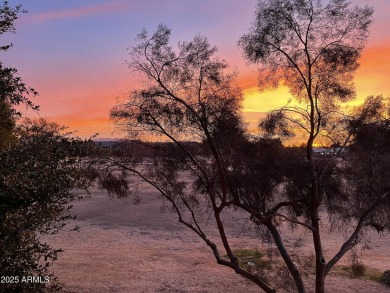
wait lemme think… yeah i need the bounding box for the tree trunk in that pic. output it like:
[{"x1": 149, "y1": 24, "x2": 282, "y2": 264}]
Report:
[
  {"x1": 310, "y1": 205, "x2": 326, "y2": 293},
  {"x1": 265, "y1": 221, "x2": 307, "y2": 293}
]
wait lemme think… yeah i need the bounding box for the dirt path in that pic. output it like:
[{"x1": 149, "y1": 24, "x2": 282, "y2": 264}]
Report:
[{"x1": 45, "y1": 186, "x2": 390, "y2": 292}]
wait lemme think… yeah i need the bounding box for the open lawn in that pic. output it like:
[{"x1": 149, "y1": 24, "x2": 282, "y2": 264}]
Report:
[{"x1": 45, "y1": 182, "x2": 390, "y2": 293}]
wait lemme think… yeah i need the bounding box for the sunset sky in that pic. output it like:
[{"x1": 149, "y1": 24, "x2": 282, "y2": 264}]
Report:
[{"x1": 3, "y1": 0, "x2": 389, "y2": 138}]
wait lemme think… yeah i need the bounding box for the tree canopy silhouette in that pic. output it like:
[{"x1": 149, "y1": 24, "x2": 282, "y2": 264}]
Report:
[
  {"x1": 101, "y1": 1, "x2": 388, "y2": 293},
  {"x1": 238, "y1": 1, "x2": 388, "y2": 292}
]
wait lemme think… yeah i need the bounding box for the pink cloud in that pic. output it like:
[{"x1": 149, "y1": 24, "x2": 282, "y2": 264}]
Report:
[{"x1": 28, "y1": 2, "x2": 130, "y2": 23}]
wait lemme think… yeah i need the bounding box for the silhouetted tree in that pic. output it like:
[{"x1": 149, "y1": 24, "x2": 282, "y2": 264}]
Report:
[
  {"x1": 0, "y1": 119, "x2": 96, "y2": 292},
  {"x1": 0, "y1": 1, "x2": 37, "y2": 150},
  {"x1": 238, "y1": 1, "x2": 388, "y2": 292},
  {"x1": 0, "y1": 100, "x2": 15, "y2": 150},
  {"x1": 101, "y1": 1, "x2": 388, "y2": 293},
  {"x1": 107, "y1": 25, "x2": 283, "y2": 292},
  {"x1": 0, "y1": 2, "x2": 96, "y2": 291},
  {"x1": 0, "y1": 1, "x2": 38, "y2": 114}
]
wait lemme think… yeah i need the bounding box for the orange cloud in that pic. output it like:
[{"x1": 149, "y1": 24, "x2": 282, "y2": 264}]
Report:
[
  {"x1": 239, "y1": 43, "x2": 389, "y2": 142},
  {"x1": 39, "y1": 114, "x2": 116, "y2": 139},
  {"x1": 237, "y1": 69, "x2": 258, "y2": 90},
  {"x1": 27, "y1": 2, "x2": 130, "y2": 23},
  {"x1": 240, "y1": 44, "x2": 390, "y2": 111},
  {"x1": 242, "y1": 86, "x2": 296, "y2": 113},
  {"x1": 354, "y1": 44, "x2": 390, "y2": 103}
]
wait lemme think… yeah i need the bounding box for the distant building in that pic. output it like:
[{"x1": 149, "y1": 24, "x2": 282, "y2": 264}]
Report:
[{"x1": 313, "y1": 147, "x2": 345, "y2": 156}]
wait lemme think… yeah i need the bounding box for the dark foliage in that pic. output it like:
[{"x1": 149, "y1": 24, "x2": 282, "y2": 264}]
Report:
[
  {"x1": 0, "y1": 2, "x2": 38, "y2": 116},
  {"x1": 0, "y1": 120, "x2": 95, "y2": 292},
  {"x1": 100, "y1": 1, "x2": 388, "y2": 293}
]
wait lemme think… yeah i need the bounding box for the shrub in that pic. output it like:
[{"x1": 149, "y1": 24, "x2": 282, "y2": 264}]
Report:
[{"x1": 382, "y1": 270, "x2": 390, "y2": 286}]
